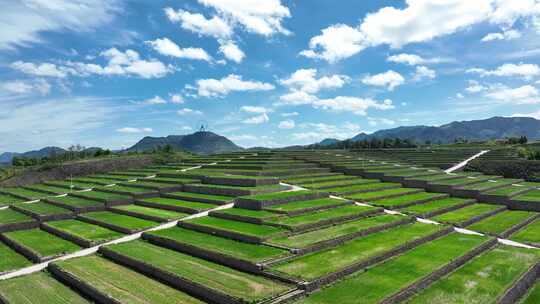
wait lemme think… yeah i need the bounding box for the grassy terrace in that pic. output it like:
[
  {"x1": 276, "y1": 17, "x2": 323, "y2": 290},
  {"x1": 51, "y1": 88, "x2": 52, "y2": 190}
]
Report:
[
  {"x1": 75, "y1": 177, "x2": 123, "y2": 184},
  {"x1": 285, "y1": 175, "x2": 347, "y2": 184},
  {"x1": 105, "y1": 240, "x2": 291, "y2": 303},
  {"x1": 137, "y1": 197, "x2": 216, "y2": 212},
  {"x1": 0, "y1": 241, "x2": 30, "y2": 273},
  {"x1": 321, "y1": 182, "x2": 400, "y2": 194},
  {"x1": 483, "y1": 185, "x2": 530, "y2": 196},
  {"x1": 270, "y1": 222, "x2": 445, "y2": 281},
  {"x1": 25, "y1": 184, "x2": 70, "y2": 194},
  {"x1": 510, "y1": 219, "x2": 540, "y2": 245},
  {"x1": 13, "y1": 201, "x2": 71, "y2": 216},
  {"x1": 120, "y1": 180, "x2": 178, "y2": 189},
  {"x1": 522, "y1": 280, "x2": 540, "y2": 304},
  {"x1": 267, "y1": 205, "x2": 379, "y2": 229},
  {"x1": 72, "y1": 190, "x2": 132, "y2": 202},
  {"x1": 459, "y1": 179, "x2": 520, "y2": 190},
  {"x1": 0, "y1": 272, "x2": 90, "y2": 303},
  {"x1": 467, "y1": 210, "x2": 537, "y2": 235},
  {"x1": 513, "y1": 189, "x2": 540, "y2": 202},
  {"x1": 0, "y1": 194, "x2": 24, "y2": 205},
  {"x1": 111, "y1": 204, "x2": 188, "y2": 221},
  {"x1": 166, "y1": 191, "x2": 234, "y2": 202},
  {"x1": 346, "y1": 187, "x2": 421, "y2": 201},
  {"x1": 96, "y1": 185, "x2": 155, "y2": 194},
  {"x1": 0, "y1": 207, "x2": 34, "y2": 226},
  {"x1": 431, "y1": 203, "x2": 503, "y2": 225},
  {"x1": 264, "y1": 198, "x2": 349, "y2": 213},
  {"x1": 409, "y1": 245, "x2": 540, "y2": 304},
  {"x1": 3, "y1": 229, "x2": 80, "y2": 260},
  {"x1": 428, "y1": 177, "x2": 483, "y2": 186},
  {"x1": 212, "y1": 207, "x2": 281, "y2": 221},
  {"x1": 299, "y1": 233, "x2": 488, "y2": 304},
  {"x1": 1, "y1": 188, "x2": 50, "y2": 200},
  {"x1": 268, "y1": 214, "x2": 407, "y2": 249},
  {"x1": 406, "y1": 174, "x2": 458, "y2": 181},
  {"x1": 146, "y1": 227, "x2": 289, "y2": 262},
  {"x1": 242, "y1": 190, "x2": 322, "y2": 202},
  {"x1": 45, "y1": 180, "x2": 98, "y2": 190},
  {"x1": 53, "y1": 255, "x2": 203, "y2": 304},
  {"x1": 182, "y1": 216, "x2": 285, "y2": 238},
  {"x1": 151, "y1": 177, "x2": 200, "y2": 184},
  {"x1": 79, "y1": 211, "x2": 157, "y2": 232},
  {"x1": 372, "y1": 192, "x2": 447, "y2": 208},
  {"x1": 45, "y1": 195, "x2": 105, "y2": 209},
  {"x1": 44, "y1": 219, "x2": 122, "y2": 246},
  {"x1": 299, "y1": 178, "x2": 378, "y2": 189}
]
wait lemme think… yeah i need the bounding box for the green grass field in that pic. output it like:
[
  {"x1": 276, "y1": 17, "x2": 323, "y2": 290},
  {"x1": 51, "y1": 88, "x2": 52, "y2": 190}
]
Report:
[
  {"x1": 483, "y1": 185, "x2": 526, "y2": 196},
  {"x1": 408, "y1": 245, "x2": 540, "y2": 304},
  {"x1": 53, "y1": 255, "x2": 204, "y2": 304},
  {"x1": 96, "y1": 185, "x2": 154, "y2": 194},
  {"x1": 510, "y1": 219, "x2": 540, "y2": 244},
  {"x1": 263, "y1": 198, "x2": 348, "y2": 213},
  {"x1": 431, "y1": 204, "x2": 502, "y2": 225},
  {"x1": 372, "y1": 192, "x2": 446, "y2": 208},
  {"x1": 299, "y1": 178, "x2": 377, "y2": 189},
  {"x1": 467, "y1": 210, "x2": 536, "y2": 235},
  {"x1": 429, "y1": 177, "x2": 482, "y2": 186},
  {"x1": 270, "y1": 222, "x2": 444, "y2": 281},
  {"x1": 72, "y1": 191, "x2": 132, "y2": 202},
  {"x1": 111, "y1": 204, "x2": 188, "y2": 221},
  {"x1": 1, "y1": 188, "x2": 50, "y2": 200},
  {"x1": 0, "y1": 272, "x2": 90, "y2": 303},
  {"x1": 513, "y1": 189, "x2": 540, "y2": 202},
  {"x1": 322, "y1": 182, "x2": 400, "y2": 194},
  {"x1": 0, "y1": 207, "x2": 34, "y2": 225},
  {"x1": 0, "y1": 241, "x2": 31, "y2": 273},
  {"x1": 521, "y1": 280, "x2": 540, "y2": 304},
  {"x1": 3, "y1": 229, "x2": 80, "y2": 260},
  {"x1": 13, "y1": 201, "x2": 71, "y2": 216},
  {"x1": 146, "y1": 226, "x2": 289, "y2": 262},
  {"x1": 346, "y1": 188, "x2": 421, "y2": 201},
  {"x1": 167, "y1": 191, "x2": 234, "y2": 202},
  {"x1": 267, "y1": 205, "x2": 378, "y2": 229},
  {"x1": 0, "y1": 194, "x2": 25, "y2": 205},
  {"x1": 25, "y1": 184, "x2": 69, "y2": 194},
  {"x1": 105, "y1": 240, "x2": 291, "y2": 303},
  {"x1": 212, "y1": 207, "x2": 281, "y2": 220},
  {"x1": 242, "y1": 190, "x2": 320, "y2": 202},
  {"x1": 299, "y1": 233, "x2": 488, "y2": 304},
  {"x1": 44, "y1": 219, "x2": 123, "y2": 245},
  {"x1": 268, "y1": 214, "x2": 406, "y2": 249},
  {"x1": 79, "y1": 211, "x2": 157, "y2": 231},
  {"x1": 138, "y1": 197, "x2": 216, "y2": 212},
  {"x1": 183, "y1": 216, "x2": 284, "y2": 238},
  {"x1": 46, "y1": 195, "x2": 105, "y2": 208}
]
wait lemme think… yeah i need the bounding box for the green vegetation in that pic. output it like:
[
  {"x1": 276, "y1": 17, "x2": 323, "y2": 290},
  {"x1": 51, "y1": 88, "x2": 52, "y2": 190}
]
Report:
[
  {"x1": 183, "y1": 216, "x2": 284, "y2": 238},
  {"x1": 373, "y1": 192, "x2": 446, "y2": 208},
  {"x1": 96, "y1": 185, "x2": 154, "y2": 194},
  {"x1": 467, "y1": 210, "x2": 536, "y2": 235},
  {"x1": 521, "y1": 280, "x2": 540, "y2": 304},
  {"x1": 429, "y1": 177, "x2": 483, "y2": 186},
  {"x1": 0, "y1": 272, "x2": 90, "y2": 303},
  {"x1": 299, "y1": 233, "x2": 488, "y2": 304},
  {"x1": 409, "y1": 245, "x2": 540, "y2": 304},
  {"x1": 271, "y1": 222, "x2": 444, "y2": 280},
  {"x1": 44, "y1": 219, "x2": 122, "y2": 245},
  {"x1": 243, "y1": 190, "x2": 320, "y2": 202},
  {"x1": 322, "y1": 182, "x2": 400, "y2": 194},
  {"x1": 137, "y1": 197, "x2": 216, "y2": 212},
  {"x1": 105, "y1": 240, "x2": 291, "y2": 303},
  {"x1": 513, "y1": 189, "x2": 540, "y2": 202},
  {"x1": 111, "y1": 204, "x2": 188, "y2": 221},
  {"x1": 25, "y1": 184, "x2": 69, "y2": 194},
  {"x1": 268, "y1": 214, "x2": 406, "y2": 249},
  {"x1": 13, "y1": 201, "x2": 71, "y2": 216},
  {"x1": 432, "y1": 204, "x2": 503, "y2": 225},
  {"x1": 264, "y1": 198, "x2": 348, "y2": 213},
  {"x1": 0, "y1": 208, "x2": 34, "y2": 225},
  {"x1": 212, "y1": 207, "x2": 281, "y2": 220},
  {"x1": 268, "y1": 205, "x2": 378, "y2": 229},
  {"x1": 459, "y1": 179, "x2": 519, "y2": 190},
  {"x1": 299, "y1": 178, "x2": 377, "y2": 189},
  {"x1": 45, "y1": 195, "x2": 105, "y2": 209},
  {"x1": 72, "y1": 190, "x2": 132, "y2": 202},
  {"x1": 146, "y1": 227, "x2": 288, "y2": 262},
  {"x1": 1, "y1": 188, "x2": 50, "y2": 200},
  {"x1": 0, "y1": 241, "x2": 30, "y2": 273},
  {"x1": 80, "y1": 211, "x2": 157, "y2": 231},
  {"x1": 346, "y1": 188, "x2": 420, "y2": 201},
  {"x1": 484, "y1": 185, "x2": 527, "y2": 196},
  {"x1": 510, "y1": 219, "x2": 540, "y2": 244},
  {"x1": 167, "y1": 191, "x2": 234, "y2": 202},
  {"x1": 3, "y1": 229, "x2": 80, "y2": 259},
  {"x1": 53, "y1": 255, "x2": 203, "y2": 304},
  {"x1": 0, "y1": 194, "x2": 25, "y2": 205}
]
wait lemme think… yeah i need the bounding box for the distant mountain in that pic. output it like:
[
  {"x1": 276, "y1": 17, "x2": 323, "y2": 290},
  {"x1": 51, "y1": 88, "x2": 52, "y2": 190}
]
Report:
[
  {"x1": 349, "y1": 117, "x2": 540, "y2": 144},
  {"x1": 318, "y1": 138, "x2": 340, "y2": 146},
  {"x1": 127, "y1": 131, "x2": 244, "y2": 154},
  {"x1": 0, "y1": 147, "x2": 67, "y2": 164}
]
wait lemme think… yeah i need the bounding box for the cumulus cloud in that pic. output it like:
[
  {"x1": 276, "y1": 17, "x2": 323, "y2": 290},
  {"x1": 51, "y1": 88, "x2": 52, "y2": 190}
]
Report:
[
  {"x1": 300, "y1": 24, "x2": 366, "y2": 63},
  {"x1": 387, "y1": 53, "x2": 450, "y2": 66},
  {"x1": 164, "y1": 8, "x2": 232, "y2": 39},
  {"x1": 412, "y1": 66, "x2": 436, "y2": 81},
  {"x1": 312, "y1": 96, "x2": 394, "y2": 115},
  {"x1": 146, "y1": 37, "x2": 211, "y2": 61},
  {"x1": 219, "y1": 41, "x2": 245, "y2": 63},
  {"x1": 278, "y1": 91, "x2": 318, "y2": 105},
  {"x1": 278, "y1": 119, "x2": 295, "y2": 129},
  {"x1": 362, "y1": 70, "x2": 405, "y2": 91},
  {"x1": 467, "y1": 63, "x2": 540, "y2": 79},
  {"x1": 511, "y1": 110, "x2": 540, "y2": 120},
  {"x1": 240, "y1": 106, "x2": 269, "y2": 113},
  {"x1": 195, "y1": 74, "x2": 275, "y2": 98},
  {"x1": 466, "y1": 80, "x2": 487, "y2": 93},
  {"x1": 280, "y1": 69, "x2": 349, "y2": 94},
  {"x1": 485, "y1": 84, "x2": 540, "y2": 104},
  {"x1": 481, "y1": 29, "x2": 522, "y2": 42},
  {"x1": 243, "y1": 113, "x2": 269, "y2": 124},
  {"x1": 0, "y1": 0, "x2": 121, "y2": 50},
  {"x1": 116, "y1": 127, "x2": 153, "y2": 133},
  {"x1": 143, "y1": 96, "x2": 167, "y2": 105},
  {"x1": 170, "y1": 94, "x2": 184, "y2": 104},
  {"x1": 178, "y1": 108, "x2": 203, "y2": 115},
  {"x1": 10, "y1": 61, "x2": 68, "y2": 78},
  {"x1": 1, "y1": 79, "x2": 51, "y2": 96}
]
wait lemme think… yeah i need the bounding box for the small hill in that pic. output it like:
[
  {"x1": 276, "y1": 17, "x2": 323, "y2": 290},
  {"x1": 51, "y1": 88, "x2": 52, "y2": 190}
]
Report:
[
  {"x1": 0, "y1": 146, "x2": 67, "y2": 164},
  {"x1": 318, "y1": 138, "x2": 340, "y2": 146},
  {"x1": 350, "y1": 116, "x2": 540, "y2": 144},
  {"x1": 127, "y1": 131, "x2": 243, "y2": 155}
]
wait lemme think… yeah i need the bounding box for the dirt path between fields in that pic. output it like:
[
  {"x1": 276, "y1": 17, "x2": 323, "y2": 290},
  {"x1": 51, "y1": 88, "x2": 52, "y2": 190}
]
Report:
[{"x1": 445, "y1": 150, "x2": 490, "y2": 173}]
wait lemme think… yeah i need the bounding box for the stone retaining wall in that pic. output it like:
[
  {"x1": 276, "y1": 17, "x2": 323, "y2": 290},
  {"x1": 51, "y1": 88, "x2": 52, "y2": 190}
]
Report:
[
  {"x1": 354, "y1": 189, "x2": 424, "y2": 203},
  {"x1": 68, "y1": 193, "x2": 133, "y2": 206},
  {"x1": 0, "y1": 233, "x2": 57, "y2": 263},
  {"x1": 335, "y1": 185, "x2": 400, "y2": 196},
  {"x1": 0, "y1": 220, "x2": 38, "y2": 233},
  {"x1": 235, "y1": 192, "x2": 329, "y2": 210},
  {"x1": 183, "y1": 184, "x2": 291, "y2": 197}
]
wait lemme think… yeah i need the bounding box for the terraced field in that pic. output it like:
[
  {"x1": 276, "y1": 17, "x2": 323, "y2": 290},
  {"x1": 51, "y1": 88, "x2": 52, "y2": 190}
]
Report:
[{"x1": 0, "y1": 151, "x2": 538, "y2": 304}]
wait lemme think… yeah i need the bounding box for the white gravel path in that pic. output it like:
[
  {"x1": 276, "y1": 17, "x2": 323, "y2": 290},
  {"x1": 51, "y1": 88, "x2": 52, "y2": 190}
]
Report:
[{"x1": 445, "y1": 150, "x2": 490, "y2": 173}]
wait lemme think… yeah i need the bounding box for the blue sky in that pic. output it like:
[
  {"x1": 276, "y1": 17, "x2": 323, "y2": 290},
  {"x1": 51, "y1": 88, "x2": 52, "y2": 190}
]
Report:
[{"x1": 2, "y1": 0, "x2": 540, "y2": 152}]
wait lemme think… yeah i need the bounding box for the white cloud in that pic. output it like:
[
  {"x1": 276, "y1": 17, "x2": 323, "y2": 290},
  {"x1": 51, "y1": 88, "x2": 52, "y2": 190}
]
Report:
[
  {"x1": 278, "y1": 91, "x2": 318, "y2": 105},
  {"x1": 412, "y1": 66, "x2": 436, "y2": 81},
  {"x1": 456, "y1": 93, "x2": 465, "y2": 99},
  {"x1": 481, "y1": 29, "x2": 522, "y2": 42},
  {"x1": 300, "y1": 24, "x2": 367, "y2": 63},
  {"x1": 170, "y1": 94, "x2": 184, "y2": 104},
  {"x1": 465, "y1": 80, "x2": 487, "y2": 93},
  {"x1": 467, "y1": 63, "x2": 540, "y2": 79},
  {"x1": 164, "y1": 8, "x2": 232, "y2": 39},
  {"x1": 278, "y1": 119, "x2": 295, "y2": 129},
  {"x1": 313, "y1": 97, "x2": 394, "y2": 115},
  {"x1": 280, "y1": 69, "x2": 349, "y2": 94},
  {"x1": 116, "y1": 127, "x2": 153, "y2": 133},
  {"x1": 10, "y1": 61, "x2": 68, "y2": 78},
  {"x1": 485, "y1": 85, "x2": 540, "y2": 104},
  {"x1": 195, "y1": 74, "x2": 274, "y2": 97},
  {"x1": 511, "y1": 110, "x2": 540, "y2": 120},
  {"x1": 198, "y1": 0, "x2": 291, "y2": 36},
  {"x1": 240, "y1": 106, "x2": 269, "y2": 113},
  {"x1": 178, "y1": 108, "x2": 203, "y2": 115},
  {"x1": 243, "y1": 113, "x2": 269, "y2": 124},
  {"x1": 146, "y1": 38, "x2": 211, "y2": 61},
  {"x1": 387, "y1": 53, "x2": 449, "y2": 66},
  {"x1": 281, "y1": 112, "x2": 298, "y2": 117},
  {"x1": 362, "y1": 70, "x2": 405, "y2": 91},
  {"x1": 144, "y1": 96, "x2": 167, "y2": 105},
  {"x1": 0, "y1": 0, "x2": 121, "y2": 50},
  {"x1": 1, "y1": 79, "x2": 51, "y2": 96},
  {"x1": 219, "y1": 41, "x2": 245, "y2": 63},
  {"x1": 368, "y1": 117, "x2": 396, "y2": 127}
]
